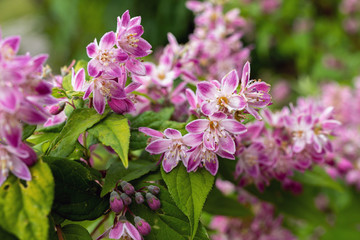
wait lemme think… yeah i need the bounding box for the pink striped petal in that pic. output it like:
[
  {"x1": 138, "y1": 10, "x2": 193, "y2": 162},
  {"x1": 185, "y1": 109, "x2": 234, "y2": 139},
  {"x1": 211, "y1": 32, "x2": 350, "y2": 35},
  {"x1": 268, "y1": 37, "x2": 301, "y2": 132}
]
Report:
[
  {"x1": 124, "y1": 222, "x2": 142, "y2": 240},
  {"x1": 210, "y1": 112, "x2": 227, "y2": 121},
  {"x1": 88, "y1": 58, "x2": 102, "y2": 77},
  {"x1": 125, "y1": 58, "x2": 146, "y2": 76},
  {"x1": 197, "y1": 82, "x2": 218, "y2": 100},
  {"x1": 205, "y1": 156, "x2": 218, "y2": 176},
  {"x1": 83, "y1": 82, "x2": 94, "y2": 99},
  {"x1": 72, "y1": 68, "x2": 85, "y2": 91},
  {"x1": 109, "y1": 222, "x2": 125, "y2": 239},
  {"x1": 201, "y1": 101, "x2": 217, "y2": 116},
  {"x1": 186, "y1": 119, "x2": 209, "y2": 133},
  {"x1": 99, "y1": 32, "x2": 116, "y2": 50},
  {"x1": 86, "y1": 42, "x2": 98, "y2": 58},
  {"x1": 163, "y1": 156, "x2": 179, "y2": 173},
  {"x1": 322, "y1": 120, "x2": 341, "y2": 131},
  {"x1": 3, "y1": 36, "x2": 20, "y2": 53},
  {"x1": 121, "y1": 10, "x2": 130, "y2": 28},
  {"x1": 221, "y1": 70, "x2": 239, "y2": 94},
  {"x1": 183, "y1": 133, "x2": 203, "y2": 147},
  {"x1": 218, "y1": 132, "x2": 235, "y2": 154},
  {"x1": 185, "y1": 89, "x2": 196, "y2": 109},
  {"x1": 164, "y1": 128, "x2": 182, "y2": 139},
  {"x1": 11, "y1": 157, "x2": 31, "y2": 181},
  {"x1": 220, "y1": 119, "x2": 247, "y2": 134},
  {"x1": 139, "y1": 127, "x2": 163, "y2": 138},
  {"x1": 228, "y1": 95, "x2": 246, "y2": 110},
  {"x1": 125, "y1": 82, "x2": 142, "y2": 94},
  {"x1": 241, "y1": 61, "x2": 250, "y2": 89},
  {"x1": 93, "y1": 87, "x2": 105, "y2": 114},
  {"x1": 203, "y1": 131, "x2": 217, "y2": 151},
  {"x1": 146, "y1": 139, "x2": 171, "y2": 154}
]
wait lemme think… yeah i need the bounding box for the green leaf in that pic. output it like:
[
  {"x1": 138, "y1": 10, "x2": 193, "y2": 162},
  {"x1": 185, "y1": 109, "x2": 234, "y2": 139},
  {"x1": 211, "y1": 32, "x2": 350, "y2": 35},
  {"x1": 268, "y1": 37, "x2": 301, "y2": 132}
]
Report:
[
  {"x1": 130, "y1": 107, "x2": 174, "y2": 129},
  {"x1": 203, "y1": 188, "x2": 252, "y2": 217},
  {"x1": 293, "y1": 166, "x2": 343, "y2": 192},
  {"x1": 22, "y1": 124, "x2": 37, "y2": 140},
  {"x1": 0, "y1": 226, "x2": 18, "y2": 240},
  {"x1": 0, "y1": 161, "x2": 54, "y2": 240},
  {"x1": 162, "y1": 164, "x2": 214, "y2": 239},
  {"x1": 61, "y1": 224, "x2": 92, "y2": 240},
  {"x1": 101, "y1": 159, "x2": 158, "y2": 197},
  {"x1": 88, "y1": 114, "x2": 130, "y2": 168},
  {"x1": 37, "y1": 122, "x2": 66, "y2": 133},
  {"x1": 47, "y1": 108, "x2": 109, "y2": 157},
  {"x1": 131, "y1": 184, "x2": 209, "y2": 240},
  {"x1": 45, "y1": 157, "x2": 109, "y2": 221}
]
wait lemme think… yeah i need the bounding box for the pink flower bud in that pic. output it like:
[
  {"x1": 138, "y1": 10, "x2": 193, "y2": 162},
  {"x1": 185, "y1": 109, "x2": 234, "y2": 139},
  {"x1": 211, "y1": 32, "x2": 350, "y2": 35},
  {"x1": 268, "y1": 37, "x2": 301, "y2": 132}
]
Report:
[
  {"x1": 110, "y1": 191, "x2": 124, "y2": 213},
  {"x1": 135, "y1": 192, "x2": 144, "y2": 204},
  {"x1": 134, "y1": 216, "x2": 151, "y2": 236},
  {"x1": 49, "y1": 102, "x2": 65, "y2": 115},
  {"x1": 120, "y1": 181, "x2": 135, "y2": 195},
  {"x1": 337, "y1": 158, "x2": 353, "y2": 173},
  {"x1": 147, "y1": 185, "x2": 160, "y2": 195},
  {"x1": 146, "y1": 193, "x2": 161, "y2": 210},
  {"x1": 120, "y1": 193, "x2": 132, "y2": 205}
]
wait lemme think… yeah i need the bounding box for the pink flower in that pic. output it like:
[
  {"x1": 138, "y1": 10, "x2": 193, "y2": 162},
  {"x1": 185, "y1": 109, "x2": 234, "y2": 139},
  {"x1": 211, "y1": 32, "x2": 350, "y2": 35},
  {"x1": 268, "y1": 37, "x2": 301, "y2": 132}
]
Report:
[
  {"x1": 239, "y1": 61, "x2": 272, "y2": 120},
  {"x1": 197, "y1": 70, "x2": 246, "y2": 115},
  {"x1": 0, "y1": 144, "x2": 32, "y2": 186},
  {"x1": 109, "y1": 218, "x2": 142, "y2": 240},
  {"x1": 86, "y1": 31, "x2": 128, "y2": 78},
  {"x1": 140, "y1": 128, "x2": 191, "y2": 172},
  {"x1": 186, "y1": 111, "x2": 246, "y2": 153},
  {"x1": 83, "y1": 76, "x2": 126, "y2": 114}
]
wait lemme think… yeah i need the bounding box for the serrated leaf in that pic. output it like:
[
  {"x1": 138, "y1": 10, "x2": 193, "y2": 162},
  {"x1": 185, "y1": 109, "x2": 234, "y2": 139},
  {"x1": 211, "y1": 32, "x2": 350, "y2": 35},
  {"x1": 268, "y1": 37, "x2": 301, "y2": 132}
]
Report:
[
  {"x1": 293, "y1": 166, "x2": 343, "y2": 192},
  {"x1": 101, "y1": 160, "x2": 158, "y2": 197},
  {"x1": 131, "y1": 184, "x2": 209, "y2": 240},
  {"x1": 0, "y1": 161, "x2": 54, "y2": 240},
  {"x1": 203, "y1": 188, "x2": 252, "y2": 217},
  {"x1": 45, "y1": 157, "x2": 109, "y2": 221},
  {"x1": 88, "y1": 114, "x2": 130, "y2": 168},
  {"x1": 61, "y1": 224, "x2": 92, "y2": 240},
  {"x1": 47, "y1": 108, "x2": 109, "y2": 157},
  {"x1": 162, "y1": 164, "x2": 214, "y2": 239}
]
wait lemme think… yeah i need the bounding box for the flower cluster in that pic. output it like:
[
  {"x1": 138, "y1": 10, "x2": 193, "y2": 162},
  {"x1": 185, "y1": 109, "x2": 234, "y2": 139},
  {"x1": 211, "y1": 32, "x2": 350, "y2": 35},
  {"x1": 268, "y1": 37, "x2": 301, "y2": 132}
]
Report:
[
  {"x1": 0, "y1": 31, "x2": 55, "y2": 185},
  {"x1": 209, "y1": 179, "x2": 295, "y2": 240},
  {"x1": 64, "y1": 10, "x2": 152, "y2": 115},
  {"x1": 132, "y1": 0, "x2": 250, "y2": 119},
  {"x1": 98, "y1": 181, "x2": 160, "y2": 239},
  {"x1": 234, "y1": 98, "x2": 340, "y2": 190},
  {"x1": 319, "y1": 79, "x2": 360, "y2": 189},
  {"x1": 141, "y1": 62, "x2": 272, "y2": 176}
]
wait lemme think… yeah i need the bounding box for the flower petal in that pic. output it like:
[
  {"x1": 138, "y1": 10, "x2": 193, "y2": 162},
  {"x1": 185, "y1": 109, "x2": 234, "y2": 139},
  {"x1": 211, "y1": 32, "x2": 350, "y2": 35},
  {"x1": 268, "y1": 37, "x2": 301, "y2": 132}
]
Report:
[
  {"x1": 164, "y1": 128, "x2": 182, "y2": 139},
  {"x1": 86, "y1": 42, "x2": 98, "y2": 58},
  {"x1": 87, "y1": 58, "x2": 102, "y2": 77},
  {"x1": 218, "y1": 132, "x2": 235, "y2": 154},
  {"x1": 228, "y1": 95, "x2": 246, "y2": 110},
  {"x1": 197, "y1": 82, "x2": 218, "y2": 100},
  {"x1": 183, "y1": 133, "x2": 203, "y2": 147},
  {"x1": 162, "y1": 156, "x2": 179, "y2": 173},
  {"x1": 220, "y1": 119, "x2": 247, "y2": 134},
  {"x1": 139, "y1": 127, "x2": 163, "y2": 138},
  {"x1": 201, "y1": 101, "x2": 217, "y2": 116},
  {"x1": 186, "y1": 119, "x2": 209, "y2": 133},
  {"x1": 125, "y1": 58, "x2": 146, "y2": 76},
  {"x1": 99, "y1": 31, "x2": 116, "y2": 50},
  {"x1": 146, "y1": 139, "x2": 171, "y2": 154},
  {"x1": 72, "y1": 68, "x2": 85, "y2": 91},
  {"x1": 240, "y1": 61, "x2": 250, "y2": 90},
  {"x1": 124, "y1": 222, "x2": 142, "y2": 240},
  {"x1": 205, "y1": 155, "x2": 218, "y2": 176},
  {"x1": 221, "y1": 70, "x2": 239, "y2": 94},
  {"x1": 93, "y1": 87, "x2": 106, "y2": 114},
  {"x1": 11, "y1": 157, "x2": 32, "y2": 181},
  {"x1": 109, "y1": 222, "x2": 125, "y2": 239}
]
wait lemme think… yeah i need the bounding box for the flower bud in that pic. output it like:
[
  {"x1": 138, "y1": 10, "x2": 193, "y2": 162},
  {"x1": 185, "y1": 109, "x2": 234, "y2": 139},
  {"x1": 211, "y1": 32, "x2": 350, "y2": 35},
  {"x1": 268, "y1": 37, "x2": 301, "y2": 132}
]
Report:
[
  {"x1": 146, "y1": 193, "x2": 161, "y2": 210},
  {"x1": 147, "y1": 185, "x2": 160, "y2": 195},
  {"x1": 120, "y1": 193, "x2": 132, "y2": 205},
  {"x1": 134, "y1": 216, "x2": 151, "y2": 236},
  {"x1": 120, "y1": 181, "x2": 135, "y2": 195},
  {"x1": 110, "y1": 191, "x2": 124, "y2": 213},
  {"x1": 49, "y1": 102, "x2": 65, "y2": 115},
  {"x1": 135, "y1": 192, "x2": 144, "y2": 204}
]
